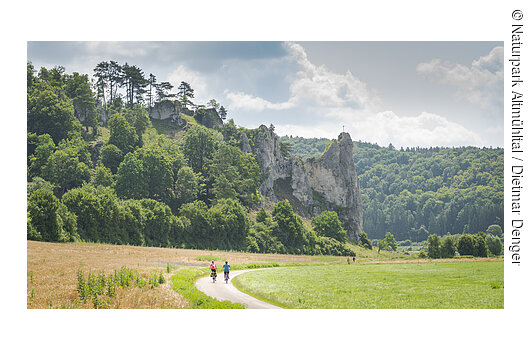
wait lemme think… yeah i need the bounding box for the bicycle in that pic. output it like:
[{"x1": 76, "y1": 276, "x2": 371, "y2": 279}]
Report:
[{"x1": 211, "y1": 270, "x2": 217, "y2": 283}]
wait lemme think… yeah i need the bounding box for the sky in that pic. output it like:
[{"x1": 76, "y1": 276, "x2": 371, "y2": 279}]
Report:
[{"x1": 27, "y1": 41, "x2": 503, "y2": 148}]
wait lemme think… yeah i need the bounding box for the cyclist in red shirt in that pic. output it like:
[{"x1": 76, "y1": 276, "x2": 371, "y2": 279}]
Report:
[{"x1": 210, "y1": 261, "x2": 217, "y2": 281}]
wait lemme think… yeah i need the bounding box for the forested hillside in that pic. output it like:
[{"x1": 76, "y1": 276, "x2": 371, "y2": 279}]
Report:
[
  {"x1": 27, "y1": 58, "x2": 503, "y2": 252},
  {"x1": 26, "y1": 61, "x2": 355, "y2": 257},
  {"x1": 280, "y1": 136, "x2": 504, "y2": 241}
]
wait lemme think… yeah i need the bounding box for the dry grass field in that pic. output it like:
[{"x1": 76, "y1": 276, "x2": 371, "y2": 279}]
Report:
[{"x1": 27, "y1": 240, "x2": 319, "y2": 309}]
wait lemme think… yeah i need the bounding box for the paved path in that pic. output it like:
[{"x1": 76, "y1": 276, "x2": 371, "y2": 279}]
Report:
[{"x1": 195, "y1": 270, "x2": 282, "y2": 309}]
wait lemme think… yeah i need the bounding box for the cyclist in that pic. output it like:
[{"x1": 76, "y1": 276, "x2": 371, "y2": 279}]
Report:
[
  {"x1": 223, "y1": 261, "x2": 230, "y2": 281},
  {"x1": 210, "y1": 261, "x2": 217, "y2": 281}
]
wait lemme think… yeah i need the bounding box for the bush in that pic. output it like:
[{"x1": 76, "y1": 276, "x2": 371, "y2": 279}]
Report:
[
  {"x1": 208, "y1": 198, "x2": 250, "y2": 251},
  {"x1": 27, "y1": 84, "x2": 81, "y2": 143},
  {"x1": 314, "y1": 236, "x2": 356, "y2": 257},
  {"x1": 486, "y1": 224, "x2": 503, "y2": 237},
  {"x1": 256, "y1": 208, "x2": 270, "y2": 223},
  {"x1": 27, "y1": 188, "x2": 78, "y2": 242},
  {"x1": 28, "y1": 133, "x2": 55, "y2": 178},
  {"x1": 457, "y1": 234, "x2": 474, "y2": 256},
  {"x1": 43, "y1": 147, "x2": 91, "y2": 193},
  {"x1": 91, "y1": 165, "x2": 114, "y2": 187},
  {"x1": 272, "y1": 200, "x2": 309, "y2": 253},
  {"x1": 473, "y1": 234, "x2": 488, "y2": 257},
  {"x1": 99, "y1": 144, "x2": 124, "y2": 173},
  {"x1": 140, "y1": 198, "x2": 174, "y2": 247},
  {"x1": 246, "y1": 236, "x2": 260, "y2": 253},
  {"x1": 440, "y1": 235, "x2": 456, "y2": 258},
  {"x1": 427, "y1": 234, "x2": 441, "y2": 259},
  {"x1": 384, "y1": 232, "x2": 397, "y2": 251},
  {"x1": 359, "y1": 231, "x2": 372, "y2": 249},
  {"x1": 486, "y1": 234, "x2": 503, "y2": 256},
  {"x1": 108, "y1": 113, "x2": 138, "y2": 154},
  {"x1": 249, "y1": 222, "x2": 286, "y2": 254},
  {"x1": 311, "y1": 211, "x2": 347, "y2": 243},
  {"x1": 27, "y1": 212, "x2": 40, "y2": 241},
  {"x1": 63, "y1": 185, "x2": 122, "y2": 244},
  {"x1": 179, "y1": 200, "x2": 212, "y2": 249},
  {"x1": 399, "y1": 239, "x2": 412, "y2": 246},
  {"x1": 27, "y1": 177, "x2": 57, "y2": 196}
]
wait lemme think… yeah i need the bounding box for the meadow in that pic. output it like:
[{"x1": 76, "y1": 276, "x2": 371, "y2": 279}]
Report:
[{"x1": 232, "y1": 261, "x2": 504, "y2": 309}]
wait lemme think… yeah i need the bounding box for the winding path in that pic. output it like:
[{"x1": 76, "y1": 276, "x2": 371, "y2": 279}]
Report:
[{"x1": 195, "y1": 270, "x2": 282, "y2": 309}]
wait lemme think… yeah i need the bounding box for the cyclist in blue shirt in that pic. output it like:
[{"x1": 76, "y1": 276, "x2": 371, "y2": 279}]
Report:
[{"x1": 223, "y1": 261, "x2": 230, "y2": 281}]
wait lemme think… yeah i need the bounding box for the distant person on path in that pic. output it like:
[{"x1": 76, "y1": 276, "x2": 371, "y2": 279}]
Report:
[
  {"x1": 223, "y1": 261, "x2": 230, "y2": 280},
  {"x1": 210, "y1": 261, "x2": 217, "y2": 278},
  {"x1": 347, "y1": 257, "x2": 350, "y2": 264}
]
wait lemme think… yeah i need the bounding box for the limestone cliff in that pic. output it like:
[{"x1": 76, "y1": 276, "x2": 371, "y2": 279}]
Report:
[
  {"x1": 250, "y1": 126, "x2": 362, "y2": 239},
  {"x1": 304, "y1": 132, "x2": 362, "y2": 239}
]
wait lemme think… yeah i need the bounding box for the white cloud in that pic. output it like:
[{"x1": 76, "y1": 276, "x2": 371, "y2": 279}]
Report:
[
  {"x1": 227, "y1": 42, "x2": 485, "y2": 147},
  {"x1": 325, "y1": 108, "x2": 483, "y2": 147},
  {"x1": 276, "y1": 109, "x2": 483, "y2": 148},
  {"x1": 275, "y1": 123, "x2": 343, "y2": 140},
  {"x1": 167, "y1": 65, "x2": 209, "y2": 102},
  {"x1": 284, "y1": 42, "x2": 381, "y2": 110},
  {"x1": 416, "y1": 46, "x2": 503, "y2": 105},
  {"x1": 225, "y1": 91, "x2": 295, "y2": 112},
  {"x1": 225, "y1": 41, "x2": 381, "y2": 112}
]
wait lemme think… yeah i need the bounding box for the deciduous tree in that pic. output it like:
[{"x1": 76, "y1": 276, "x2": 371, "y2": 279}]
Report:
[
  {"x1": 440, "y1": 235, "x2": 456, "y2": 258},
  {"x1": 182, "y1": 125, "x2": 222, "y2": 175},
  {"x1": 99, "y1": 144, "x2": 124, "y2": 173},
  {"x1": 427, "y1": 233, "x2": 441, "y2": 259},
  {"x1": 42, "y1": 146, "x2": 91, "y2": 193},
  {"x1": 27, "y1": 188, "x2": 78, "y2": 242},
  {"x1": 108, "y1": 113, "x2": 138, "y2": 154},
  {"x1": 27, "y1": 83, "x2": 81, "y2": 143},
  {"x1": 457, "y1": 234, "x2": 474, "y2": 256},
  {"x1": 486, "y1": 234, "x2": 503, "y2": 256},
  {"x1": 311, "y1": 211, "x2": 347, "y2": 243}
]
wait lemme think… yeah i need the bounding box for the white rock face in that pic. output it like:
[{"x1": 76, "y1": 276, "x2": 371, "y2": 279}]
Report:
[
  {"x1": 252, "y1": 127, "x2": 362, "y2": 239},
  {"x1": 304, "y1": 132, "x2": 363, "y2": 238},
  {"x1": 290, "y1": 157, "x2": 313, "y2": 206},
  {"x1": 150, "y1": 100, "x2": 181, "y2": 120},
  {"x1": 254, "y1": 126, "x2": 290, "y2": 201}
]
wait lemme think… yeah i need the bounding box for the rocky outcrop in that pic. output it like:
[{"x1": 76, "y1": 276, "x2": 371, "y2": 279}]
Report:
[
  {"x1": 304, "y1": 132, "x2": 362, "y2": 239},
  {"x1": 253, "y1": 126, "x2": 291, "y2": 202},
  {"x1": 150, "y1": 100, "x2": 183, "y2": 122},
  {"x1": 250, "y1": 126, "x2": 362, "y2": 239},
  {"x1": 240, "y1": 133, "x2": 252, "y2": 154},
  {"x1": 194, "y1": 108, "x2": 223, "y2": 129}
]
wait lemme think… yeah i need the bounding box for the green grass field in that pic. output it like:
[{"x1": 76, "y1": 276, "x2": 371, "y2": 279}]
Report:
[{"x1": 232, "y1": 261, "x2": 503, "y2": 309}]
